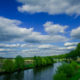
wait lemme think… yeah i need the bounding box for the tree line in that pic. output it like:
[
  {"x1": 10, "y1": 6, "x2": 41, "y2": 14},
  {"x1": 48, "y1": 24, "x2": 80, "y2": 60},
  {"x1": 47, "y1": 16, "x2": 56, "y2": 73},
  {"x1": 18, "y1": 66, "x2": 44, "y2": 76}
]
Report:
[
  {"x1": 2, "y1": 56, "x2": 54, "y2": 73},
  {"x1": 33, "y1": 56, "x2": 54, "y2": 68},
  {"x1": 2, "y1": 56, "x2": 25, "y2": 72}
]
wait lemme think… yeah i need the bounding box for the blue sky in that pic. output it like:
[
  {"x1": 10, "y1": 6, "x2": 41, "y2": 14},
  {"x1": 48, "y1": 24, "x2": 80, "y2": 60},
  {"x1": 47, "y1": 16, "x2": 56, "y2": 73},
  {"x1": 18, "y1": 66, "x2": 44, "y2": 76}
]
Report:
[{"x1": 0, "y1": 0, "x2": 80, "y2": 58}]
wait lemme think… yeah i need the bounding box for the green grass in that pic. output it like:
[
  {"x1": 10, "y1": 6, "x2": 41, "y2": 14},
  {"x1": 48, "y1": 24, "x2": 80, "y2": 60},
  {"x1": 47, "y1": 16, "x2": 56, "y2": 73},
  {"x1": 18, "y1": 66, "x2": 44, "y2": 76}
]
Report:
[
  {"x1": 70, "y1": 64, "x2": 80, "y2": 80},
  {"x1": 70, "y1": 71, "x2": 80, "y2": 80},
  {"x1": 24, "y1": 63, "x2": 34, "y2": 69}
]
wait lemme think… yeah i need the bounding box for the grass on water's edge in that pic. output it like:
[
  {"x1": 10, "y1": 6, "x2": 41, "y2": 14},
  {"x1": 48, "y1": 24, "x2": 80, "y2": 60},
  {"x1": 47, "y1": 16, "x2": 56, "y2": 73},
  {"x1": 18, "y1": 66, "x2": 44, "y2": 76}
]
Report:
[
  {"x1": 0, "y1": 63, "x2": 34, "y2": 75},
  {"x1": 70, "y1": 64, "x2": 80, "y2": 80},
  {"x1": 0, "y1": 61, "x2": 55, "y2": 75}
]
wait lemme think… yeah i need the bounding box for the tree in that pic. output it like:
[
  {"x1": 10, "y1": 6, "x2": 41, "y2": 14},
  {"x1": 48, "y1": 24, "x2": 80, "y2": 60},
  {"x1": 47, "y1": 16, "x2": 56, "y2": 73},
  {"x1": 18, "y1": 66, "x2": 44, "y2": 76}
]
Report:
[
  {"x1": 15, "y1": 56, "x2": 24, "y2": 70},
  {"x1": 33, "y1": 56, "x2": 54, "y2": 68},
  {"x1": 2, "y1": 59, "x2": 15, "y2": 72},
  {"x1": 76, "y1": 43, "x2": 80, "y2": 50}
]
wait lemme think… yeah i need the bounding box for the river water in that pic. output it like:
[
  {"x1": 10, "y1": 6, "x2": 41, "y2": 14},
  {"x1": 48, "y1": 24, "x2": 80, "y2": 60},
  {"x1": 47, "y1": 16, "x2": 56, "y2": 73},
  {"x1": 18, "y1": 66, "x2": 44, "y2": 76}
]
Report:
[{"x1": 0, "y1": 62, "x2": 62, "y2": 80}]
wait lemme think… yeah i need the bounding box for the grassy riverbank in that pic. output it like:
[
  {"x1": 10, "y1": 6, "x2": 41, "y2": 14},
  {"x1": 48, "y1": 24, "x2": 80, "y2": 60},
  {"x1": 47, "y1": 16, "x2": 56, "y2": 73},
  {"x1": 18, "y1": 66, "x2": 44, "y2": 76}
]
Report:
[
  {"x1": 53, "y1": 43, "x2": 80, "y2": 80},
  {"x1": 53, "y1": 61, "x2": 80, "y2": 80},
  {"x1": 0, "y1": 56, "x2": 54, "y2": 75},
  {"x1": 70, "y1": 63, "x2": 80, "y2": 80}
]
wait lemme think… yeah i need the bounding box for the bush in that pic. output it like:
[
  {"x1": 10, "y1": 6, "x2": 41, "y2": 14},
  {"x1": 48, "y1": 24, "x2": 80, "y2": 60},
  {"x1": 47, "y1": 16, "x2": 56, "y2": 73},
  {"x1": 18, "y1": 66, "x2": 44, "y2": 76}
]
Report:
[
  {"x1": 57, "y1": 63, "x2": 75, "y2": 78},
  {"x1": 54, "y1": 71, "x2": 67, "y2": 80},
  {"x1": 2, "y1": 59, "x2": 15, "y2": 72},
  {"x1": 70, "y1": 61, "x2": 78, "y2": 69},
  {"x1": 15, "y1": 56, "x2": 24, "y2": 70},
  {"x1": 33, "y1": 56, "x2": 54, "y2": 68}
]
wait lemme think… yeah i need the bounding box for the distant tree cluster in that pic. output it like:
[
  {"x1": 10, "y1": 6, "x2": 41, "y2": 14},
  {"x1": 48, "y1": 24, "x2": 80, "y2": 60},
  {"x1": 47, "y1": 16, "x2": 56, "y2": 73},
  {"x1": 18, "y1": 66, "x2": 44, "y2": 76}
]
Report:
[
  {"x1": 2, "y1": 56, "x2": 54, "y2": 72},
  {"x1": 33, "y1": 56, "x2": 54, "y2": 68},
  {"x1": 66, "y1": 43, "x2": 80, "y2": 60},
  {"x1": 2, "y1": 56, "x2": 25, "y2": 72}
]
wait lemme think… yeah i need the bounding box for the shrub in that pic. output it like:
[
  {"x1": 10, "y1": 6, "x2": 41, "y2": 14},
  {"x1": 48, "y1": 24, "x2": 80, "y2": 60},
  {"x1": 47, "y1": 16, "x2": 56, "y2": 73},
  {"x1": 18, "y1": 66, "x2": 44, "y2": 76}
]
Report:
[
  {"x1": 15, "y1": 56, "x2": 24, "y2": 70},
  {"x1": 33, "y1": 56, "x2": 54, "y2": 68},
  {"x1": 2, "y1": 59, "x2": 15, "y2": 72},
  {"x1": 57, "y1": 63, "x2": 75, "y2": 78},
  {"x1": 54, "y1": 71, "x2": 67, "y2": 80},
  {"x1": 70, "y1": 61, "x2": 78, "y2": 69}
]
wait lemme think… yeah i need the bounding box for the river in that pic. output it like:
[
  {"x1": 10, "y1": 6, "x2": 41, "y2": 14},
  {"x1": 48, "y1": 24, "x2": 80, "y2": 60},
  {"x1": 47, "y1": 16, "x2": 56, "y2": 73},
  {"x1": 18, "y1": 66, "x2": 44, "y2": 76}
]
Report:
[{"x1": 0, "y1": 62, "x2": 62, "y2": 80}]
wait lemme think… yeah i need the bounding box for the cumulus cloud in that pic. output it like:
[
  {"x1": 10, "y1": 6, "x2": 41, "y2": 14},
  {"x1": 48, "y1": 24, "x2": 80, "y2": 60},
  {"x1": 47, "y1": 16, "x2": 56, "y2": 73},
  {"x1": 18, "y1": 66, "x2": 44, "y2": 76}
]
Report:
[
  {"x1": 71, "y1": 27, "x2": 80, "y2": 39},
  {"x1": 0, "y1": 43, "x2": 20, "y2": 48},
  {"x1": 0, "y1": 43, "x2": 38, "y2": 48},
  {"x1": 0, "y1": 41, "x2": 71, "y2": 57},
  {"x1": 43, "y1": 21, "x2": 68, "y2": 35},
  {"x1": 0, "y1": 17, "x2": 68, "y2": 43},
  {"x1": 38, "y1": 44, "x2": 54, "y2": 49},
  {"x1": 0, "y1": 17, "x2": 33, "y2": 42},
  {"x1": 62, "y1": 42, "x2": 79, "y2": 51},
  {"x1": 59, "y1": 46, "x2": 76, "y2": 50},
  {"x1": 0, "y1": 43, "x2": 74, "y2": 58},
  {"x1": 64, "y1": 42, "x2": 78, "y2": 47},
  {"x1": 0, "y1": 48, "x2": 16, "y2": 52},
  {"x1": 66, "y1": 46, "x2": 76, "y2": 50},
  {"x1": 17, "y1": 0, "x2": 80, "y2": 15},
  {"x1": 0, "y1": 17, "x2": 70, "y2": 57}
]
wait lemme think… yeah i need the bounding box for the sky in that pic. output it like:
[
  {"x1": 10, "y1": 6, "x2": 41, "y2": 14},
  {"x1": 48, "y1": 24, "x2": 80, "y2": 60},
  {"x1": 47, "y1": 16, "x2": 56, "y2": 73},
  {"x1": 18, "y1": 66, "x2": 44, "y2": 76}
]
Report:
[{"x1": 0, "y1": 0, "x2": 80, "y2": 58}]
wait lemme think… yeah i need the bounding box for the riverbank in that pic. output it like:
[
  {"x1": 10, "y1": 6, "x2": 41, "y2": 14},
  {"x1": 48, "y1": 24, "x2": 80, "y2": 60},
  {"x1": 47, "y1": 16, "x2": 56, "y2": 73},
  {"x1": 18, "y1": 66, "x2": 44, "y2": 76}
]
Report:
[
  {"x1": 70, "y1": 63, "x2": 80, "y2": 80},
  {"x1": 0, "y1": 63, "x2": 33, "y2": 75},
  {"x1": 0, "y1": 62, "x2": 61, "y2": 80},
  {"x1": 0, "y1": 56, "x2": 54, "y2": 75},
  {"x1": 0, "y1": 62, "x2": 55, "y2": 75},
  {"x1": 53, "y1": 61, "x2": 80, "y2": 80}
]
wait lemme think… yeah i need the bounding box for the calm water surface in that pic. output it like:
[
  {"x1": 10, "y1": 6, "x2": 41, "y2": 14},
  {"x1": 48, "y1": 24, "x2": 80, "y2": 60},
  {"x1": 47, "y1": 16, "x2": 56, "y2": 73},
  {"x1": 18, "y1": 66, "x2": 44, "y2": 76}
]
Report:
[{"x1": 0, "y1": 62, "x2": 62, "y2": 80}]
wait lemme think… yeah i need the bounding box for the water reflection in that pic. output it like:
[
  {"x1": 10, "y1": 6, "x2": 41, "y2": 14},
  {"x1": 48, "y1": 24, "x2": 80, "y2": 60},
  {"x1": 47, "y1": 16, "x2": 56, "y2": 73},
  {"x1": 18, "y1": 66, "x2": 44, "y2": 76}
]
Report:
[
  {"x1": 33, "y1": 65, "x2": 54, "y2": 80},
  {"x1": 0, "y1": 62, "x2": 62, "y2": 80},
  {"x1": 3, "y1": 74, "x2": 11, "y2": 80},
  {"x1": 33, "y1": 65, "x2": 53, "y2": 73},
  {"x1": 15, "y1": 71, "x2": 24, "y2": 80},
  {"x1": 1, "y1": 71, "x2": 24, "y2": 80}
]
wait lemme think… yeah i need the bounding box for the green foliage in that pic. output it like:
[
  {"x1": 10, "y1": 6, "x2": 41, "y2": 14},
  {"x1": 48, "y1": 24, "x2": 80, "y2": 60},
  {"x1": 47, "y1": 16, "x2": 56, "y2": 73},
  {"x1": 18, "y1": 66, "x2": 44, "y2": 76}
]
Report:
[
  {"x1": 2, "y1": 59, "x2": 15, "y2": 72},
  {"x1": 57, "y1": 63, "x2": 75, "y2": 77},
  {"x1": 53, "y1": 62, "x2": 78, "y2": 80},
  {"x1": 70, "y1": 61, "x2": 78, "y2": 69},
  {"x1": 54, "y1": 71, "x2": 67, "y2": 80},
  {"x1": 70, "y1": 66, "x2": 80, "y2": 80},
  {"x1": 52, "y1": 43, "x2": 80, "y2": 60},
  {"x1": 24, "y1": 64, "x2": 34, "y2": 68},
  {"x1": 66, "y1": 43, "x2": 80, "y2": 60},
  {"x1": 76, "y1": 43, "x2": 80, "y2": 50},
  {"x1": 33, "y1": 56, "x2": 54, "y2": 68},
  {"x1": 15, "y1": 56, "x2": 24, "y2": 70}
]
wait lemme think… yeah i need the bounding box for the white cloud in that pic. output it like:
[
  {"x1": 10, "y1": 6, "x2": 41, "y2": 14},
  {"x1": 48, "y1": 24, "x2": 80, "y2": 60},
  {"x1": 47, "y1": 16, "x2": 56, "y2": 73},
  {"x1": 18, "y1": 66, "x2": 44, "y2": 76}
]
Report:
[
  {"x1": 49, "y1": 35, "x2": 68, "y2": 42},
  {"x1": 59, "y1": 46, "x2": 76, "y2": 50},
  {"x1": 0, "y1": 17, "x2": 33, "y2": 42},
  {"x1": 66, "y1": 46, "x2": 76, "y2": 50},
  {"x1": 17, "y1": 0, "x2": 80, "y2": 15},
  {"x1": 0, "y1": 43, "x2": 74, "y2": 57},
  {"x1": 64, "y1": 42, "x2": 78, "y2": 47},
  {"x1": 38, "y1": 44, "x2": 54, "y2": 49},
  {"x1": 63, "y1": 42, "x2": 79, "y2": 51},
  {"x1": 43, "y1": 21, "x2": 68, "y2": 35},
  {"x1": 0, "y1": 48, "x2": 17, "y2": 52},
  {"x1": 71, "y1": 27, "x2": 80, "y2": 39},
  {"x1": 0, "y1": 17, "x2": 70, "y2": 57},
  {"x1": 0, "y1": 43, "x2": 20, "y2": 48},
  {"x1": 0, "y1": 17, "x2": 68, "y2": 43}
]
